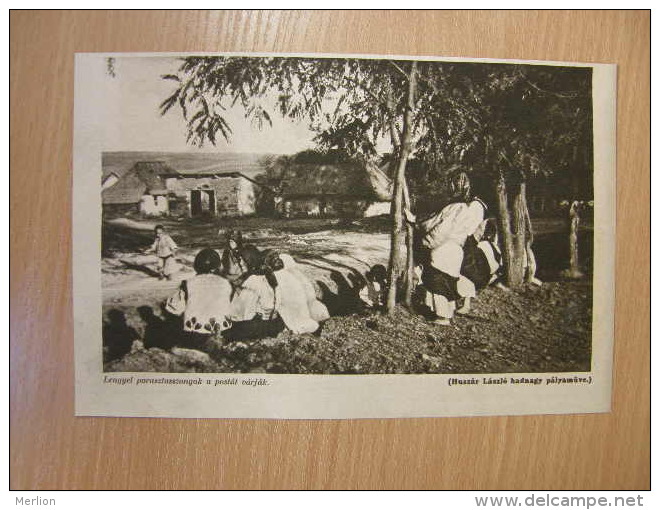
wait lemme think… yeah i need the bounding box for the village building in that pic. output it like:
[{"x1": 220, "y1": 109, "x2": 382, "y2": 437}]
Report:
[
  {"x1": 102, "y1": 160, "x2": 266, "y2": 218},
  {"x1": 280, "y1": 161, "x2": 392, "y2": 218}
]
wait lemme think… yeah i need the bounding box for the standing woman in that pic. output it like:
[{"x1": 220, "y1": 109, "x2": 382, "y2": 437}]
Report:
[{"x1": 405, "y1": 171, "x2": 486, "y2": 325}]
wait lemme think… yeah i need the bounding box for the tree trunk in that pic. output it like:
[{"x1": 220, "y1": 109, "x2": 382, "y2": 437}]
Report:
[
  {"x1": 387, "y1": 86, "x2": 414, "y2": 309},
  {"x1": 566, "y1": 147, "x2": 583, "y2": 279},
  {"x1": 386, "y1": 61, "x2": 417, "y2": 313},
  {"x1": 495, "y1": 177, "x2": 517, "y2": 287},
  {"x1": 509, "y1": 181, "x2": 528, "y2": 287},
  {"x1": 402, "y1": 180, "x2": 414, "y2": 308},
  {"x1": 566, "y1": 200, "x2": 584, "y2": 279},
  {"x1": 385, "y1": 163, "x2": 406, "y2": 313},
  {"x1": 523, "y1": 187, "x2": 538, "y2": 283}
]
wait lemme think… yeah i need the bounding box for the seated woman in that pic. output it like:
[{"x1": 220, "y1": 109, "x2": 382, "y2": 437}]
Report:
[
  {"x1": 358, "y1": 264, "x2": 387, "y2": 311},
  {"x1": 224, "y1": 248, "x2": 285, "y2": 341},
  {"x1": 225, "y1": 250, "x2": 324, "y2": 340},
  {"x1": 461, "y1": 218, "x2": 508, "y2": 292},
  {"x1": 219, "y1": 228, "x2": 249, "y2": 285},
  {"x1": 165, "y1": 248, "x2": 233, "y2": 350},
  {"x1": 264, "y1": 250, "x2": 325, "y2": 334},
  {"x1": 279, "y1": 253, "x2": 330, "y2": 323}
]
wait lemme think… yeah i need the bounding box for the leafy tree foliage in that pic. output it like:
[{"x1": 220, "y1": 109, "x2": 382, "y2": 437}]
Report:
[
  {"x1": 161, "y1": 56, "x2": 423, "y2": 310},
  {"x1": 161, "y1": 56, "x2": 408, "y2": 152},
  {"x1": 161, "y1": 56, "x2": 593, "y2": 297}
]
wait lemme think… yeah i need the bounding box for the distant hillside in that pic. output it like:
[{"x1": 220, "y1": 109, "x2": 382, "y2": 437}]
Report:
[{"x1": 102, "y1": 151, "x2": 277, "y2": 181}]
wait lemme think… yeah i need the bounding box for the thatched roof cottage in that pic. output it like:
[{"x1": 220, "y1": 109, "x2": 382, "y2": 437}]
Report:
[{"x1": 280, "y1": 161, "x2": 392, "y2": 218}]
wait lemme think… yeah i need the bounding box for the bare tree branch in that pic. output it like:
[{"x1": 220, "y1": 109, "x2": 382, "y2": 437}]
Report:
[{"x1": 388, "y1": 60, "x2": 409, "y2": 79}]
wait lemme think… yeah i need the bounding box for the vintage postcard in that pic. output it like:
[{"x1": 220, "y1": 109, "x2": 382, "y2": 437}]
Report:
[{"x1": 73, "y1": 52, "x2": 616, "y2": 418}]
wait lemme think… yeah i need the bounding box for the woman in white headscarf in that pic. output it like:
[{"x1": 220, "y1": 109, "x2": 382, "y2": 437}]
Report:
[
  {"x1": 224, "y1": 247, "x2": 284, "y2": 340},
  {"x1": 405, "y1": 171, "x2": 487, "y2": 325},
  {"x1": 226, "y1": 250, "x2": 326, "y2": 340},
  {"x1": 278, "y1": 253, "x2": 330, "y2": 323}
]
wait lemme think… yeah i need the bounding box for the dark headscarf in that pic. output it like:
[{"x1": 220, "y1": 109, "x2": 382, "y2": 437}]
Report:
[
  {"x1": 194, "y1": 248, "x2": 221, "y2": 275},
  {"x1": 449, "y1": 171, "x2": 472, "y2": 203},
  {"x1": 261, "y1": 250, "x2": 284, "y2": 289},
  {"x1": 240, "y1": 245, "x2": 263, "y2": 274}
]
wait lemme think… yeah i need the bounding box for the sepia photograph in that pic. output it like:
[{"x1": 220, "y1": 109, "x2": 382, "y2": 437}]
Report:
[{"x1": 74, "y1": 52, "x2": 615, "y2": 418}]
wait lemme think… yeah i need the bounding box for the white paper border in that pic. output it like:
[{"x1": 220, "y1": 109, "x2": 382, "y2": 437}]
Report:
[{"x1": 73, "y1": 52, "x2": 617, "y2": 419}]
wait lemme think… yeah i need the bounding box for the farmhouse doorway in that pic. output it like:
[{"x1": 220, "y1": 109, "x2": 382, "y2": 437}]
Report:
[{"x1": 190, "y1": 189, "x2": 216, "y2": 217}]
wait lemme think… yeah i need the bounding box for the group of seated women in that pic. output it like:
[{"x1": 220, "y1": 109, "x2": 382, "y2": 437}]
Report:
[{"x1": 164, "y1": 229, "x2": 330, "y2": 348}]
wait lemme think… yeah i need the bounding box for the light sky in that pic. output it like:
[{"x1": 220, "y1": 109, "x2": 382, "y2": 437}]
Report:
[{"x1": 103, "y1": 56, "x2": 318, "y2": 154}]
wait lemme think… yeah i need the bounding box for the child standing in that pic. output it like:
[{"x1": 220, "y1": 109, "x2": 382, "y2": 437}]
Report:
[{"x1": 144, "y1": 224, "x2": 178, "y2": 280}]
